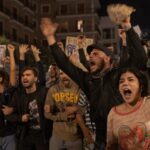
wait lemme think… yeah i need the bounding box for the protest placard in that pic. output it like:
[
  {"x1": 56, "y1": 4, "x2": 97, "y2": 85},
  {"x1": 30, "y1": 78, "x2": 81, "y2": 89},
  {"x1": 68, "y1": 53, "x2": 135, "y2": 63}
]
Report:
[
  {"x1": 65, "y1": 36, "x2": 94, "y2": 57},
  {"x1": 0, "y1": 45, "x2": 6, "y2": 68}
]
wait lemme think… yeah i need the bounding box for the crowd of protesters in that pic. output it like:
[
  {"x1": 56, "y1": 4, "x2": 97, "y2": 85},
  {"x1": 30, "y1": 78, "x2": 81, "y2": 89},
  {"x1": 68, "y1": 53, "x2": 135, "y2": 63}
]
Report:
[{"x1": 0, "y1": 3, "x2": 150, "y2": 150}]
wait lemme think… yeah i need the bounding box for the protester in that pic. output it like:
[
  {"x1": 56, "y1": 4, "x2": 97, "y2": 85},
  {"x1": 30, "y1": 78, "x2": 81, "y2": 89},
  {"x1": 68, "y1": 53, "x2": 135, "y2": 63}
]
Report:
[
  {"x1": 10, "y1": 66, "x2": 51, "y2": 150},
  {"x1": 40, "y1": 9, "x2": 147, "y2": 149},
  {"x1": 106, "y1": 67, "x2": 150, "y2": 150},
  {"x1": 44, "y1": 70, "x2": 82, "y2": 150},
  {"x1": 0, "y1": 44, "x2": 17, "y2": 150},
  {"x1": 8, "y1": 45, "x2": 51, "y2": 150},
  {"x1": 18, "y1": 44, "x2": 46, "y2": 86},
  {"x1": 45, "y1": 63, "x2": 59, "y2": 88}
]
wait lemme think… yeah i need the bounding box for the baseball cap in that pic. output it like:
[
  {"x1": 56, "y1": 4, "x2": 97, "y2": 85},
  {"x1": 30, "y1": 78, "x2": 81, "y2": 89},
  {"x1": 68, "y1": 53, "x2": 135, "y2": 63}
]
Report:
[{"x1": 87, "y1": 44, "x2": 115, "y2": 58}]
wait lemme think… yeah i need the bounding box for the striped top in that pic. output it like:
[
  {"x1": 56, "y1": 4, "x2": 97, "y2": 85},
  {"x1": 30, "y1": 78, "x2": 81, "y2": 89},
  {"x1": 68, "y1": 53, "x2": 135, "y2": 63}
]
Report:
[{"x1": 78, "y1": 91, "x2": 96, "y2": 133}]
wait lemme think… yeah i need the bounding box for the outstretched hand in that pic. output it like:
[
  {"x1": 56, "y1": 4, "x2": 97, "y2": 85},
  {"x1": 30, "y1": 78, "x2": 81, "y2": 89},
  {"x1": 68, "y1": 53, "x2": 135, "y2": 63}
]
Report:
[
  {"x1": 31, "y1": 45, "x2": 40, "y2": 54},
  {"x1": 31, "y1": 45, "x2": 41, "y2": 61},
  {"x1": 19, "y1": 44, "x2": 29, "y2": 55}
]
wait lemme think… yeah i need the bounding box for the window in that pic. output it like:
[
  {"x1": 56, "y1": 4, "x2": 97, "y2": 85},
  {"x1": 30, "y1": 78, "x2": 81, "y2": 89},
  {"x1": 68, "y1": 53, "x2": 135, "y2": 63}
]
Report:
[
  {"x1": 25, "y1": 15, "x2": 29, "y2": 26},
  {"x1": 60, "y1": 22, "x2": 68, "y2": 33},
  {"x1": 12, "y1": 28, "x2": 17, "y2": 41},
  {"x1": 33, "y1": 3, "x2": 37, "y2": 11},
  {"x1": 24, "y1": 34, "x2": 29, "y2": 43},
  {"x1": 60, "y1": 4, "x2": 68, "y2": 15},
  {"x1": 0, "y1": 22, "x2": 3, "y2": 35},
  {"x1": 33, "y1": 21, "x2": 36, "y2": 28},
  {"x1": 103, "y1": 28, "x2": 111, "y2": 39},
  {"x1": 42, "y1": 6, "x2": 49, "y2": 13},
  {"x1": 111, "y1": 28, "x2": 115, "y2": 39},
  {"x1": 25, "y1": 0, "x2": 29, "y2": 7},
  {"x1": 77, "y1": 3, "x2": 84, "y2": 14},
  {"x1": 13, "y1": 7, "x2": 18, "y2": 19},
  {"x1": 0, "y1": 0, "x2": 3, "y2": 10}
]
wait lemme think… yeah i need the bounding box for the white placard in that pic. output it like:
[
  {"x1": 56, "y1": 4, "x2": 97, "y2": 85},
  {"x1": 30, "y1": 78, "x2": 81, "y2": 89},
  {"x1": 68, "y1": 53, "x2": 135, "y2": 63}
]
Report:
[{"x1": 65, "y1": 36, "x2": 94, "y2": 57}]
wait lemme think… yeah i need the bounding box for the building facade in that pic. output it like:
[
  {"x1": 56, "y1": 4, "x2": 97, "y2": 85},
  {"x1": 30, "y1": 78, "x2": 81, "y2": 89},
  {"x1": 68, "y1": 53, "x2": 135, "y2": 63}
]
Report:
[
  {"x1": 98, "y1": 16, "x2": 119, "y2": 53},
  {"x1": 0, "y1": 0, "x2": 56, "y2": 43},
  {"x1": 0, "y1": 0, "x2": 118, "y2": 46},
  {"x1": 0, "y1": 0, "x2": 39, "y2": 44},
  {"x1": 55, "y1": 0, "x2": 101, "y2": 43},
  {"x1": 0, "y1": 0, "x2": 119, "y2": 64}
]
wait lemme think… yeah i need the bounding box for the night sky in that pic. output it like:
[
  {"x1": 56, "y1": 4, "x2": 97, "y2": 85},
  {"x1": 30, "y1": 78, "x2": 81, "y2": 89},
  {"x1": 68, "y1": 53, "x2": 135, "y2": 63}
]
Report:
[{"x1": 99, "y1": 0, "x2": 150, "y2": 30}]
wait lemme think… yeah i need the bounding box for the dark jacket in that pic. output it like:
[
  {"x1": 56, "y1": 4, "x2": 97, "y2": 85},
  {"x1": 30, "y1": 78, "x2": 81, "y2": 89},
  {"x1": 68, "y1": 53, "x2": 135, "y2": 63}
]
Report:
[
  {"x1": 0, "y1": 87, "x2": 16, "y2": 137},
  {"x1": 49, "y1": 28, "x2": 147, "y2": 145},
  {"x1": 8, "y1": 59, "x2": 52, "y2": 141},
  {"x1": 9, "y1": 86, "x2": 52, "y2": 141},
  {"x1": 119, "y1": 28, "x2": 147, "y2": 69}
]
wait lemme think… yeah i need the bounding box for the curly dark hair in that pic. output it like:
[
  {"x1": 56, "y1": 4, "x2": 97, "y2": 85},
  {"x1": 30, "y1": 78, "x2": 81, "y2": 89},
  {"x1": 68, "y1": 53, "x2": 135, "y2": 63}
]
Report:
[
  {"x1": 20, "y1": 66, "x2": 39, "y2": 77},
  {"x1": 116, "y1": 67, "x2": 148, "y2": 97}
]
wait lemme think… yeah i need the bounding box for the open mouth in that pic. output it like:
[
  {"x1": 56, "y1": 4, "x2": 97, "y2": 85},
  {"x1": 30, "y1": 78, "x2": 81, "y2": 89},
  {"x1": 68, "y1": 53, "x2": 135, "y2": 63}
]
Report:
[
  {"x1": 23, "y1": 80, "x2": 28, "y2": 84},
  {"x1": 90, "y1": 61, "x2": 95, "y2": 67},
  {"x1": 123, "y1": 89, "x2": 132, "y2": 97},
  {"x1": 62, "y1": 78, "x2": 69, "y2": 82}
]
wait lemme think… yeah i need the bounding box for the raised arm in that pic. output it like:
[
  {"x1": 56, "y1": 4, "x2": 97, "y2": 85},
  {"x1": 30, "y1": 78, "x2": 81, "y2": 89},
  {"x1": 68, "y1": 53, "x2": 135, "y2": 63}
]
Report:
[
  {"x1": 120, "y1": 17, "x2": 147, "y2": 69},
  {"x1": 31, "y1": 45, "x2": 45, "y2": 86},
  {"x1": 40, "y1": 18, "x2": 88, "y2": 91},
  {"x1": 7, "y1": 44, "x2": 16, "y2": 86},
  {"x1": 19, "y1": 44, "x2": 29, "y2": 70},
  {"x1": 18, "y1": 44, "x2": 29, "y2": 85},
  {"x1": 77, "y1": 35, "x2": 90, "y2": 71}
]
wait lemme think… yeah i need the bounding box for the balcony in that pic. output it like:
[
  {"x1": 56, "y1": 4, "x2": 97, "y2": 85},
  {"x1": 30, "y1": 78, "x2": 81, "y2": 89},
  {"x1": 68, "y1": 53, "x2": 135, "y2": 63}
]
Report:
[
  {"x1": 56, "y1": 13, "x2": 98, "y2": 19},
  {"x1": 2, "y1": 32, "x2": 24, "y2": 44},
  {"x1": 23, "y1": 2, "x2": 35, "y2": 14},
  {"x1": 10, "y1": 15, "x2": 24, "y2": 26},
  {"x1": 12, "y1": 0, "x2": 24, "y2": 6},
  {"x1": 56, "y1": 5, "x2": 99, "y2": 17},
  {"x1": 18, "y1": 16, "x2": 24, "y2": 24},
  {"x1": 0, "y1": 7, "x2": 11, "y2": 18},
  {"x1": 24, "y1": 22, "x2": 34, "y2": 32},
  {"x1": 18, "y1": 0, "x2": 24, "y2": 4}
]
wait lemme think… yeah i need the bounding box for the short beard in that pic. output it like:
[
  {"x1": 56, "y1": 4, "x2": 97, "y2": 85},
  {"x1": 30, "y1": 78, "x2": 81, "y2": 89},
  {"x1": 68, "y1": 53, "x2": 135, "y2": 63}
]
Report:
[
  {"x1": 62, "y1": 80, "x2": 70, "y2": 87},
  {"x1": 22, "y1": 82, "x2": 35, "y2": 89},
  {"x1": 23, "y1": 84, "x2": 32, "y2": 89},
  {"x1": 97, "y1": 59, "x2": 105, "y2": 73}
]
